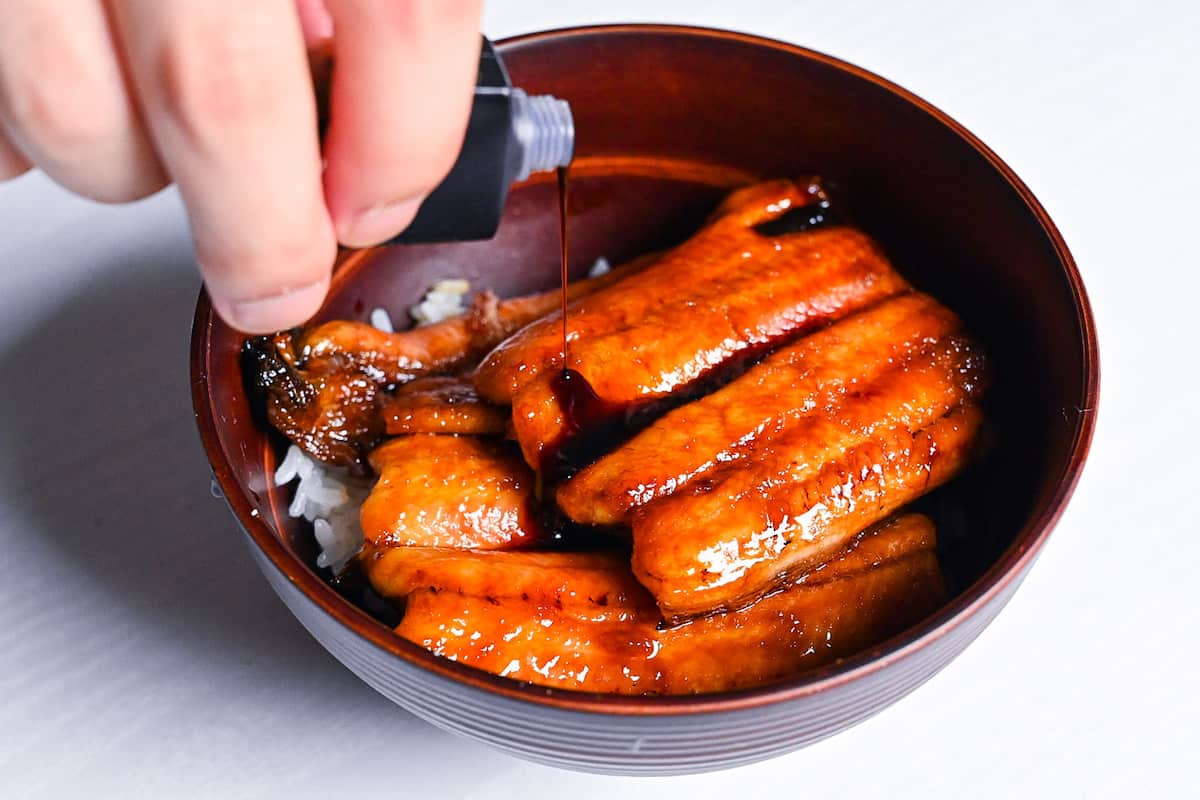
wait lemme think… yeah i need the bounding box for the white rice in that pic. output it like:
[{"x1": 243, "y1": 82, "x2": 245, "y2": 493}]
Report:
[
  {"x1": 410, "y1": 278, "x2": 471, "y2": 326},
  {"x1": 398, "y1": 264, "x2": 606, "y2": 335},
  {"x1": 368, "y1": 307, "x2": 395, "y2": 333},
  {"x1": 588, "y1": 256, "x2": 611, "y2": 277},
  {"x1": 274, "y1": 444, "x2": 368, "y2": 573}
]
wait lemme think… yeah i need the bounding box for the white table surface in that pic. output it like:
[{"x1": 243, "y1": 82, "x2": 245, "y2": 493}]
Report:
[{"x1": 1, "y1": 2, "x2": 1196, "y2": 797}]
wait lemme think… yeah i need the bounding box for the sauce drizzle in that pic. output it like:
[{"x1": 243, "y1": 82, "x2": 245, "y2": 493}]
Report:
[
  {"x1": 545, "y1": 166, "x2": 624, "y2": 478},
  {"x1": 557, "y1": 165, "x2": 570, "y2": 366}
]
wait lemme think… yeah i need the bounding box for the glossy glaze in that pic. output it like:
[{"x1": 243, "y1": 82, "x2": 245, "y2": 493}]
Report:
[
  {"x1": 361, "y1": 435, "x2": 539, "y2": 550},
  {"x1": 635, "y1": 406, "x2": 982, "y2": 618},
  {"x1": 558, "y1": 292, "x2": 978, "y2": 525},
  {"x1": 379, "y1": 515, "x2": 942, "y2": 694},
  {"x1": 364, "y1": 548, "x2": 645, "y2": 611},
  {"x1": 475, "y1": 179, "x2": 910, "y2": 469}
]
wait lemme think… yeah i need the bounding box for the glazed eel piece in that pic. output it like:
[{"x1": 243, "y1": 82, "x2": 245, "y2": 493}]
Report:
[
  {"x1": 473, "y1": 178, "x2": 912, "y2": 471},
  {"x1": 244, "y1": 254, "x2": 654, "y2": 468},
  {"x1": 634, "y1": 404, "x2": 983, "y2": 619},
  {"x1": 368, "y1": 513, "x2": 945, "y2": 695},
  {"x1": 558, "y1": 292, "x2": 984, "y2": 525},
  {"x1": 359, "y1": 434, "x2": 539, "y2": 550}
]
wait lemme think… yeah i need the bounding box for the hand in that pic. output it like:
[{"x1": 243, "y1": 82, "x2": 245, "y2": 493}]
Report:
[{"x1": 0, "y1": 1, "x2": 483, "y2": 333}]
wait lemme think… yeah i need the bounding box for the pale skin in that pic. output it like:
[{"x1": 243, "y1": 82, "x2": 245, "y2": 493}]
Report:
[{"x1": 0, "y1": 0, "x2": 484, "y2": 333}]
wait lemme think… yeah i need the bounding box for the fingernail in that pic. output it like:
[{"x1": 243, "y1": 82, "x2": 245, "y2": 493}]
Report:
[
  {"x1": 340, "y1": 197, "x2": 423, "y2": 247},
  {"x1": 215, "y1": 279, "x2": 329, "y2": 334}
]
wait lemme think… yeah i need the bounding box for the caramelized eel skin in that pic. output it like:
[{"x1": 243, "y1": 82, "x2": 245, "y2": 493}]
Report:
[
  {"x1": 634, "y1": 405, "x2": 983, "y2": 619},
  {"x1": 244, "y1": 256, "x2": 654, "y2": 468},
  {"x1": 383, "y1": 376, "x2": 509, "y2": 436},
  {"x1": 558, "y1": 292, "x2": 983, "y2": 524},
  {"x1": 383, "y1": 514, "x2": 944, "y2": 694},
  {"x1": 360, "y1": 435, "x2": 539, "y2": 550},
  {"x1": 474, "y1": 179, "x2": 911, "y2": 469}
]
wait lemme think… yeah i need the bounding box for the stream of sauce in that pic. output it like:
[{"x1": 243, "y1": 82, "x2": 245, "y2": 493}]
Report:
[
  {"x1": 558, "y1": 166, "x2": 570, "y2": 363},
  {"x1": 552, "y1": 167, "x2": 600, "y2": 458},
  {"x1": 547, "y1": 167, "x2": 625, "y2": 478}
]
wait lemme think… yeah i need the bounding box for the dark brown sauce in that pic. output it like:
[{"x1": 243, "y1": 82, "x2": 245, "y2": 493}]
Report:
[
  {"x1": 547, "y1": 165, "x2": 626, "y2": 478},
  {"x1": 553, "y1": 368, "x2": 612, "y2": 437},
  {"x1": 330, "y1": 560, "x2": 405, "y2": 628},
  {"x1": 753, "y1": 195, "x2": 835, "y2": 237},
  {"x1": 557, "y1": 166, "x2": 570, "y2": 364},
  {"x1": 543, "y1": 368, "x2": 626, "y2": 478},
  {"x1": 541, "y1": 334, "x2": 783, "y2": 480},
  {"x1": 533, "y1": 496, "x2": 630, "y2": 552}
]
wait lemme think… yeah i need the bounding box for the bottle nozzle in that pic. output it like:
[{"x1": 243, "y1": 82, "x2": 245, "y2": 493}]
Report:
[
  {"x1": 385, "y1": 38, "x2": 576, "y2": 243},
  {"x1": 510, "y1": 90, "x2": 574, "y2": 180}
]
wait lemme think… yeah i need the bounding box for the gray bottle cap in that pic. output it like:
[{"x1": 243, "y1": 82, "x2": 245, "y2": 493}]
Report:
[{"x1": 510, "y1": 89, "x2": 575, "y2": 181}]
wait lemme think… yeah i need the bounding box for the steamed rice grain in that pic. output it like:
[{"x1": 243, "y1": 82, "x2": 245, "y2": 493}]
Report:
[
  {"x1": 369, "y1": 307, "x2": 395, "y2": 333},
  {"x1": 588, "y1": 256, "x2": 611, "y2": 277},
  {"x1": 275, "y1": 444, "x2": 366, "y2": 572},
  {"x1": 410, "y1": 279, "x2": 471, "y2": 326}
]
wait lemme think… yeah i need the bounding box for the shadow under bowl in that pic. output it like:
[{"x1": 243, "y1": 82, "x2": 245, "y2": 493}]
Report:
[{"x1": 192, "y1": 24, "x2": 1098, "y2": 776}]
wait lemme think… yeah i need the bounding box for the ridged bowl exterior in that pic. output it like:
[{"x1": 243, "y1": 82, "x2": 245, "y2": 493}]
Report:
[
  {"x1": 193, "y1": 25, "x2": 1098, "y2": 776},
  {"x1": 245, "y1": 527, "x2": 1026, "y2": 774}
]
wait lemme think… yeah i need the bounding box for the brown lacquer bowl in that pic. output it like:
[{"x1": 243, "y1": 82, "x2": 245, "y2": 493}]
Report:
[{"x1": 192, "y1": 25, "x2": 1097, "y2": 775}]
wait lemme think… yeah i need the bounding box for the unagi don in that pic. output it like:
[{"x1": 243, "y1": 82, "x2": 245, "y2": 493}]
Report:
[{"x1": 250, "y1": 177, "x2": 991, "y2": 694}]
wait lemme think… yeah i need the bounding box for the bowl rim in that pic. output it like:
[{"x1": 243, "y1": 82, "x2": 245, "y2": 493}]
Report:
[{"x1": 191, "y1": 23, "x2": 1099, "y2": 717}]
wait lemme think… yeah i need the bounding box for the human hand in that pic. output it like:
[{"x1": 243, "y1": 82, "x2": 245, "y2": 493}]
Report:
[{"x1": 0, "y1": 1, "x2": 483, "y2": 332}]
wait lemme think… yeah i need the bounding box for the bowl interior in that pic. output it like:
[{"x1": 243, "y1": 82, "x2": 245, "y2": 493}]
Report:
[{"x1": 195, "y1": 26, "x2": 1095, "y2": 703}]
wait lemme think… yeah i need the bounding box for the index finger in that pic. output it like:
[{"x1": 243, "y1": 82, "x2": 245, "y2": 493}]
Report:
[
  {"x1": 322, "y1": 0, "x2": 483, "y2": 247},
  {"x1": 111, "y1": 0, "x2": 336, "y2": 333}
]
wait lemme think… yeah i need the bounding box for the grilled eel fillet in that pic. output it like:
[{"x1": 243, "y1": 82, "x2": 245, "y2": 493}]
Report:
[
  {"x1": 366, "y1": 513, "x2": 944, "y2": 694},
  {"x1": 244, "y1": 254, "x2": 654, "y2": 468},
  {"x1": 360, "y1": 435, "x2": 539, "y2": 550},
  {"x1": 558, "y1": 292, "x2": 985, "y2": 525},
  {"x1": 633, "y1": 405, "x2": 983, "y2": 619},
  {"x1": 473, "y1": 179, "x2": 911, "y2": 469}
]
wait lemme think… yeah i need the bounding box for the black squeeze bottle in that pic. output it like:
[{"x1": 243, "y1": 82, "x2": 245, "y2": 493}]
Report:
[{"x1": 390, "y1": 37, "x2": 574, "y2": 243}]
